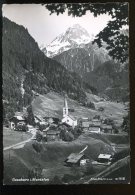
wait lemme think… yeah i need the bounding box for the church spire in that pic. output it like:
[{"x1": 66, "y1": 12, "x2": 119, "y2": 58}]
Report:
[{"x1": 63, "y1": 94, "x2": 68, "y2": 117}]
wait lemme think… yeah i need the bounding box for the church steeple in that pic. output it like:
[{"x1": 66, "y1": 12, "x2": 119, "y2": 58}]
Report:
[{"x1": 63, "y1": 94, "x2": 68, "y2": 117}]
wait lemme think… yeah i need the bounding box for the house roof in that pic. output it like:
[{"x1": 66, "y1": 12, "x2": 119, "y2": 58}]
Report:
[
  {"x1": 82, "y1": 121, "x2": 90, "y2": 128},
  {"x1": 68, "y1": 115, "x2": 77, "y2": 121},
  {"x1": 47, "y1": 130, "x2": 60, "y2": 135},
  {"x1": 92, "y1": 119, "x2": 100, "y2": 122},
  {"x1": 101, "y1": 125, "x2": 112, "y2": 129},
  {"x1": 10, "y1": 116, "x2": 25, "y2": 121},
  {"x1": 91, "y1": 121, "x2": 101, "y2": 127},
  {"x1": 81, "y1": 117, "x2": 89, "y2": 122},
  {"x1": 66, "y1": 153, "x2": 84, "y2": 163},
  {"x1": 98, "y1": 154, "x2": 112, "y2": 159},
  {"x1": 89, "y1": 127, "x2": 100, "y2": 131}
]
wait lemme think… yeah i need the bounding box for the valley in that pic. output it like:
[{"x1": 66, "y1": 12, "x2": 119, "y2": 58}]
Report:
[{"x1": 2, "y1": 15, "x2": 130, "y2": 185}]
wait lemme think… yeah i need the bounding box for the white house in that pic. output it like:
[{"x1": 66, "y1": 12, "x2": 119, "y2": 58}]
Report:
[{"x1": 61, "y1": 95, "x2": 77, "y2": 128}]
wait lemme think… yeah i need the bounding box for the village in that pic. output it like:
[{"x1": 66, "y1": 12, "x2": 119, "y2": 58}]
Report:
[
  {"x1": 3, "y1": 94, "x2": 126, "y2": 171},
  {"x1": 8, "y1": 95, "x2": 118, "y2": 142}
]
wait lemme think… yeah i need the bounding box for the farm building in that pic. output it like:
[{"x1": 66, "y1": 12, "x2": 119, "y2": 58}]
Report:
[
  {"x1": 46, "y1": 130, "x2": 60, "y2": 141},
  {"x1": 101, "y1": 125, "x2": 113, "y2": 133},
  {"x1": 89, "y1": 126, "x2": 101, "y2": 133},
  {"x1": 82, "y1": 121, "x2": 90, "y2": 131},
  {"x1": 65, "y1": 153, "x2": 86, "y2": 166},
  {"x1": 9, "y1": 115, "x2": 26, "y2": 130},
  {"x1": 89, "y1": 119, "x2": 101, "y2": 133}
]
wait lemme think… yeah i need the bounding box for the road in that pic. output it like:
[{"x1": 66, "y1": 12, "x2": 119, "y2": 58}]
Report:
[{"x1": 3, "y1": 129, "x2": 36, "y2": 151}]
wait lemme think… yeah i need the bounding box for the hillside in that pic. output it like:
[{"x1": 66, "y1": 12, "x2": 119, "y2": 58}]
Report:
[
  {"x1": 53, "y1": 40, "x2": 110, "y2": 78},
  {"x1": 2, "y1": 17, "x2": 92, "y2": 120},
  {"x1": 84, "y1": 60, "x2": 129, "y2": 101},
  {"x1": 32, "y1": 91, "x2": 127, "y2": 127}
]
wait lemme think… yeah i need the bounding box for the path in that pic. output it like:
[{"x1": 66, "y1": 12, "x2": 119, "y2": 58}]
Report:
[{"x1": 4, "y1": 129, "x2": 36, "y2": 151}]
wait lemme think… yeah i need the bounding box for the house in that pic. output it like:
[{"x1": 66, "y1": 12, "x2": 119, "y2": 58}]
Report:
[
  {"x1": 46, "y1": 130, "x2": 60, "y2": 141},
  {"x1": 43, "y1": 117, "x2": 54, "y2": 124},
  {"x1": 82, "y1": 121, "x2": 90, "y2": 131},
  {"x1": 92, "y1": 154, "x2": 113, "y2": 165},
  {"x1": 9, "y1": 115, "x2": 26, "y2": 130},
  {"x1": 101, "y1": 124, "x2": 113, "y2": 133},
  {"x1": 89, "y1": 126, "x2": 101, "y2": 133},
  {"x1": 65, "y1": 153, "x2": 86, "y2": 166},
  {"x1": 89, "y1": 119, "x2": 101, "y2": 133},
  {"x1": 61, "y1": 95, "x2": 77, "y2": 128}
]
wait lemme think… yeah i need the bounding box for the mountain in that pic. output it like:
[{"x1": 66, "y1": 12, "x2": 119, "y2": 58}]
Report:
[
  {"x1": 83, "y1": 60, "x2": 129, "y2": 101},
  {"x1": 43, "y1": 24, "x2": 94, "y2": 58},
  {"x1": 53, "y1": 42, "x2": 110, "y2": 77},
  {"x1": 2, "y1": 18, "x2": 92, "y2": 120}
]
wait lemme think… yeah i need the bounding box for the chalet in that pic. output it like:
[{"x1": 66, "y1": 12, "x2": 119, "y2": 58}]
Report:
[
  {"x1": 46, "y1": 130, "x2": 60, "y2": 141},
  {"x1": 43, "y1": 117, "x2": 55, "y2": 124},
  {"x1": 89, "y1": 119, "x2": 101, "y2": 133},
  {"x1": 101, "y1": 124, "x2": 113, "y2": 133},
  {"x1": 61, "y1": 95, "x2": 77, "y2": 128},
  {"x1": 65, "y1": 153, "x2": 86, "y2": 166},
  {"x1": 34, "y1": 115, "x2": 48, "y2": 127},
  {"x1": 9, "y1": 115, "x2": 26, "y2": 130},
  {"x1": 65, "y1": 145, "x2": 88, "y2": 166},
  {"x1": 82, "y1": 121, "x2": 90, "y2": 131}
]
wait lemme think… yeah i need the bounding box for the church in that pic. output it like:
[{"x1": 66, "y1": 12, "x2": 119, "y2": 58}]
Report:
[{"x1": 61, "y1": 95, "x2": 77, "y2": 128}]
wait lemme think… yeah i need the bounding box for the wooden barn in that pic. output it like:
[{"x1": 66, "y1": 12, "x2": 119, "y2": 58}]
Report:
[{"x1": 65, "y1": 153, "x2": 86, "y2": 166}]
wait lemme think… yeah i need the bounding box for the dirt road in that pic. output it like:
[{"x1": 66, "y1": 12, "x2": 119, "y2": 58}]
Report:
[{"x1": 3, "y1": 130, "x2": 36, "y2": 151}]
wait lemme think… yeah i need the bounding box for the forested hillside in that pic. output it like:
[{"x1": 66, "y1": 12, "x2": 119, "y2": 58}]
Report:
[
  {"x1": 83, "y1": 60, "x2": 129, "y2": 101},
  {"x1": 2, "y1": 17, "x2": 92, "y2": 120}
]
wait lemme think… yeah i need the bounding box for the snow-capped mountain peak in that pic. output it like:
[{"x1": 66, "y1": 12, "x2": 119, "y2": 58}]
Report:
[{"x1": 43, "y1": 24, "x2": 94, "y2": 57}]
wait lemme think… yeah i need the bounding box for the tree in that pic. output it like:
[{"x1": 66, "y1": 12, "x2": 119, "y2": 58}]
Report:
[
  {"x1": 27, "y1": 105, "x2": 35, "y2": 126},
  {"x1": 44, "y1": 3, "x2": 128, "y2": 63},
  {"x1": 121, "y1": 112, "x2": 130, "y2": 134}
]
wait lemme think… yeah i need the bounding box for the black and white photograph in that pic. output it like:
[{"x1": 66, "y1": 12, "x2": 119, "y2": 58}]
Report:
[{"x1": 2, "y1": 3, "x2": 130, "y2": 185}]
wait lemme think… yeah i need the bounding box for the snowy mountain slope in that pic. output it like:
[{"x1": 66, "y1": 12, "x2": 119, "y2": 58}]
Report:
[{"x1": 42, "y1": 24, "x2": 94, "y2": 57}]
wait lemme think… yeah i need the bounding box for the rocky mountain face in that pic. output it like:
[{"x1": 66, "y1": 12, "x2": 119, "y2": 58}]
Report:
[
  {"x1": 42, "y1": 24, "x2": 94, "y2": 58},
  {"x1": 42, "y1": 24, "x2": 111, "y2": 77},
  {"x1": 45, "y1": 24, "x2": 128, "y2": 102},
  {"x1": 3, "y1": 18, "x2": 93, "y2": 120},
  {"x1": 53, "y1": 42, "x2": 110, "y2": 77}
]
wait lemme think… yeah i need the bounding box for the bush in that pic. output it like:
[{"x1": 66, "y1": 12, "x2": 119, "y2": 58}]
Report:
[
  {"x1": 93, "y1": 115, "x2": 100, "y2": 120},
  {"x1": 32, "y1": 141, "x2": 42, "y2": 153},
  {"x1": 36, "y1": 130, "x2": 44, "y2": 142},
  {"x1": 87, "y1": 101, "x2": 95, "y2": 110},
  {"x1": 98, "y1": 107, "x2": 104, "y2": 112}
]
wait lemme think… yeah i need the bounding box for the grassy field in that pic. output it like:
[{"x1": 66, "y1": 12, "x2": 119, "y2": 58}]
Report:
[
  {"x1": 3, "y1": 130, "x2": 129, "y2": 185},
  {"x1": 3, "y1": 92, "x2": 129, "y2": 184},
  {"x1": 32, "y1": 91, "x2": 127, "y2": 126},
  {"x1": 3, "y1": 127, "x2": 32, "y2": 148}
]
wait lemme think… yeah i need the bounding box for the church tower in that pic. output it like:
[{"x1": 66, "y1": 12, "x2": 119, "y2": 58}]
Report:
[{"x1": 63, "y1": 95, "x2": 68, "y2": 117}]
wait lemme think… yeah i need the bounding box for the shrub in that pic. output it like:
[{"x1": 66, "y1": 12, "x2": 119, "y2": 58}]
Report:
[
  {"x1": 87, "y1": 101, "x2": 95, "y2": 110},
  {"x1": 98, "y1": 107, "x2": 104, "y2": 111}
]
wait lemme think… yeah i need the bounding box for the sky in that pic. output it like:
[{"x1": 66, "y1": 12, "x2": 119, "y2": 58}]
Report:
[{"x1": 2, "y1": 4, "x2": 112, "y2": 47}]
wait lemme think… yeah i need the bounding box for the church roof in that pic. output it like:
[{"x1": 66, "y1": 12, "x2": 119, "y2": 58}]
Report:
[{"x1": 63, "y1": 115, "x2": 76, "y2": 121}]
